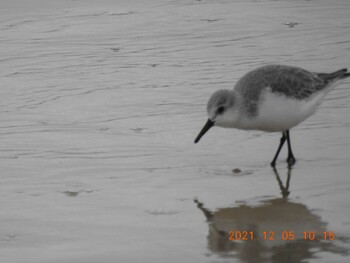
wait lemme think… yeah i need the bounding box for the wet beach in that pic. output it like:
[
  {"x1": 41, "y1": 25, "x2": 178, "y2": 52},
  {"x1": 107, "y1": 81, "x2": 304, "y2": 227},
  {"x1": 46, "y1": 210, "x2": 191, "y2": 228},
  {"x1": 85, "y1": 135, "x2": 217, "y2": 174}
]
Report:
[{"x1": 1, "y1": 0, "x2": 350, "y2": 262}]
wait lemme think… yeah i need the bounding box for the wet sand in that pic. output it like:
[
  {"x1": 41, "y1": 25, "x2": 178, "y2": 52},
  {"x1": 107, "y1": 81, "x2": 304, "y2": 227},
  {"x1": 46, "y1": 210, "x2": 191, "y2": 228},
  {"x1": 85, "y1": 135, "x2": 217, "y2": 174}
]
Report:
[{"x1": 1, "y1": 0, "x2": 350, "y2": 262}]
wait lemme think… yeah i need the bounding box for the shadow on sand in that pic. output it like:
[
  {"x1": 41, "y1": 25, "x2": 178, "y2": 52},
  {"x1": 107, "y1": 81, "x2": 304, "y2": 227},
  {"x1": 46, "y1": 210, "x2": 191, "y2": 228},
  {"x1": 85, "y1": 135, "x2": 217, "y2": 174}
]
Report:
[{"x1": 195, "y1": 167, "x2": 349, "y2": 263}]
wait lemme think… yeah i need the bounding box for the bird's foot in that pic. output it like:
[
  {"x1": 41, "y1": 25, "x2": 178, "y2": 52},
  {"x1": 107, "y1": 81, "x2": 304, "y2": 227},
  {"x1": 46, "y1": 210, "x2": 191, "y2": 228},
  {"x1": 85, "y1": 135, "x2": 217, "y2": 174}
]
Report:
[{"x1": 287, "y1": 156, "x2": 296, "y2": 167}]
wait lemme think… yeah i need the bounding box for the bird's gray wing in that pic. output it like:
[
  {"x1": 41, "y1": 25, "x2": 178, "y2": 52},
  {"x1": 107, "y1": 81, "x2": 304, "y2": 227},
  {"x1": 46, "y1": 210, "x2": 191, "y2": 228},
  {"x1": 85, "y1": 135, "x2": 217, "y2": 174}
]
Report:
[{"x1": 234, "y1": 65, "x2": 328, "y2": 116}]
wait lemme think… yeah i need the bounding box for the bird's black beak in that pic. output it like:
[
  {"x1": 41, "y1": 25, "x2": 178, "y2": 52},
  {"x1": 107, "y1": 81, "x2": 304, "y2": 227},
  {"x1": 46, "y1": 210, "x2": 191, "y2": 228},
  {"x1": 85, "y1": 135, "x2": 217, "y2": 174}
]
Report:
[{"x1": 194, "y1": 119, "x2": 214, "y2": 143}]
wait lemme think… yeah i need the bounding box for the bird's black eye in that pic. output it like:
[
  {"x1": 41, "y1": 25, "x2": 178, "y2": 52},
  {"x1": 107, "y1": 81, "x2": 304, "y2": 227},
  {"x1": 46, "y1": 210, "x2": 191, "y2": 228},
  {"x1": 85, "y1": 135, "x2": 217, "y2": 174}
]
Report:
[{"x1": 217, "y1": 106, "x2": 225, "y2": 114}]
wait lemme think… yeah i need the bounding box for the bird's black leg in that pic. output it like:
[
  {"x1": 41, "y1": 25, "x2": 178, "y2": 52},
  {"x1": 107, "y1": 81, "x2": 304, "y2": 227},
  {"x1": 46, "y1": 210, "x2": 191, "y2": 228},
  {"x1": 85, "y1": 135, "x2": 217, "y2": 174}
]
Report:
[
  {"x1": 270, "y1": 132, "x2": 287, "y2": 167},
  {"x1": 285, "y1": 130, "x2": 296, "y2": 166}
]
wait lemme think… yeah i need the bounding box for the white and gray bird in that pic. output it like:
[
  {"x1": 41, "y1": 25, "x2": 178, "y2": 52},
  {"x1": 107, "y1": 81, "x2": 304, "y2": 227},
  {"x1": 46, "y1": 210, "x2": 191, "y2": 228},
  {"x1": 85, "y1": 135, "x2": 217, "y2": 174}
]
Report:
[{"x1": 194, "y1": 64, "x2": 350, "y2": 167}]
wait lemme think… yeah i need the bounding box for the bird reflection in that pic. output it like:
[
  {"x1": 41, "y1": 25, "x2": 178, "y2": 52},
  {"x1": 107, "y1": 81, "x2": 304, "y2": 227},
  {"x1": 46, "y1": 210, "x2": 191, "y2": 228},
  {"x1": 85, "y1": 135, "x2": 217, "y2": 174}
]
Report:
[
  {"x1": 273, "y1": 166, "x2": 291, "y2": 198},
  {"x1": 195, "y1": 167, "x2": 349, "y2": 263}
]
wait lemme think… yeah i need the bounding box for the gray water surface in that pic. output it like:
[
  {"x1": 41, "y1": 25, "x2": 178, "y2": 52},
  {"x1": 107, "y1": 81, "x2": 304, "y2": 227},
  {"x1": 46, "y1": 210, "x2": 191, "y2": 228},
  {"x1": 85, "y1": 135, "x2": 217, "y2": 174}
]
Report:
[{"x1": 1, "y1": 0, "x2": 350, "y2": 262}]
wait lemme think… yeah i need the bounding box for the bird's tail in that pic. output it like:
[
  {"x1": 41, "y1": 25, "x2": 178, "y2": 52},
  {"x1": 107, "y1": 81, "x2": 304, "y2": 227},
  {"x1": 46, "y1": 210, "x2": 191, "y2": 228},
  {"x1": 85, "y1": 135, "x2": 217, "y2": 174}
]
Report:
[
  {"x1": 340, "y1": 72, "x2": 350, "y2": 79},
  {"x1": 317, "y1": 68, "x2": 349, "y2": 82}
]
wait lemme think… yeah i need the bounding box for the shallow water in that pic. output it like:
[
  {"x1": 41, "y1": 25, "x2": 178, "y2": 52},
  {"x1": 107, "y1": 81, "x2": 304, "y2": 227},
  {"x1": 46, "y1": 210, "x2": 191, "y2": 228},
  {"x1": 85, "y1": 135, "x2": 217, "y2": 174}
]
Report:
[{"x1": 1, "y1": 0, "x2": 350, "y2": 262}]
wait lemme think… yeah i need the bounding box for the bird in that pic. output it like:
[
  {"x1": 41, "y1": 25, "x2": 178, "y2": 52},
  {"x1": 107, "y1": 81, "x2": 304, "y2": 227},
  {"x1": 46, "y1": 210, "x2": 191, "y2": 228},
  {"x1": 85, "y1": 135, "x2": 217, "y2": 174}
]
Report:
[{"x1": 194, "y1": 64, "x2": 350, "y2": 167}]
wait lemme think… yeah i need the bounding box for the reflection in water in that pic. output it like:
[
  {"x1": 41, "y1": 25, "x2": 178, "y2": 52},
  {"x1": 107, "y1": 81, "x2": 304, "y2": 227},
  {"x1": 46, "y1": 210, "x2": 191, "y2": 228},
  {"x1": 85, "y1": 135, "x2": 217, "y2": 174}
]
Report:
[
  {"x1": 273, "y1": 166, "x2": 291, "y2": 198},
  {"x1": 195, "y1": 168, "x2": 349, "y2": 263}
]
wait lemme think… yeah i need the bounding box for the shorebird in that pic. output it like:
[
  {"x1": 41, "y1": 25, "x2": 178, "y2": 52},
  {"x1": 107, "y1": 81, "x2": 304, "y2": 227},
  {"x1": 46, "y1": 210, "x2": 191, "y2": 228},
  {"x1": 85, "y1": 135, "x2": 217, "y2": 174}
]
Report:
[{"x1": 194, "y1": 65, "x2": 349, "y2": 167}]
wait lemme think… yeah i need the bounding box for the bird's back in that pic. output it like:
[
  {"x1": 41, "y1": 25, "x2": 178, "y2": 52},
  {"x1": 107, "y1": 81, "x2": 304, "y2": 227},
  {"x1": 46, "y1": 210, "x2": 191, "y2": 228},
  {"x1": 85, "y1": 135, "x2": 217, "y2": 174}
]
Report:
[{"x1": 234, "y1": 65, "x2": 347, "y2": 117}]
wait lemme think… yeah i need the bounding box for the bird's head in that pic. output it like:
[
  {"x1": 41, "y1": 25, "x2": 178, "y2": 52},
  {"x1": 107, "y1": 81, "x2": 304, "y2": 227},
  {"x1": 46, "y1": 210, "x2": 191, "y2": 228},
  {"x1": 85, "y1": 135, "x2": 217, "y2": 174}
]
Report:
[{"x1": 194, "y1": 89, "x2": 240, "y2": 143}]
